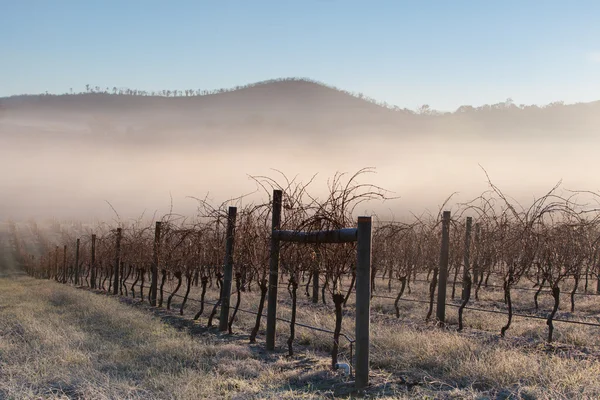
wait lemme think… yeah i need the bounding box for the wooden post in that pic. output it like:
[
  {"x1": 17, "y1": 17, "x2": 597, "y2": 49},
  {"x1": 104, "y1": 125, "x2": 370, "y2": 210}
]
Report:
[
  {"x1": 312, "y1": 266, "x2": 319, "y2": 304},
  {"x1": 150, "y1": 222, "x2": 161, "y2": 306},
  {"x1": 473, "y1": 223, "x2": 480, "y2": 286},
  {"x1": 312, "y1": 248, "x2": 320, "y2": 303},
  {"x1": 62, "y1": 245, "x2": 67, "y2": 283},
  {"x1": 436, "y1": 211, "x2": 451, "y2": 323},
  {"x1": 74, "y1": 238, "x2": 80, "y2": 285},
  {"x1": 219, "y1": 206, "x2": 237, "y2": 331},
  {"x1": 91, "y1": 234, "x2": 96, "y2": 289},
  {"x1": 113, "y1": 228, "x2": 122, "y2": 295},
  {"x1": 54, "y1": 246, "x2": 59, "y2": 281},
  {"x1": 355, "y1": 216, "x2": 372, "y2": 390},
  {"x1": 266, "y1": 190, "x2": 282, "y2": 351},
  {"x1": 461, "y1": 217, "x2": 472, "y2": 301}
]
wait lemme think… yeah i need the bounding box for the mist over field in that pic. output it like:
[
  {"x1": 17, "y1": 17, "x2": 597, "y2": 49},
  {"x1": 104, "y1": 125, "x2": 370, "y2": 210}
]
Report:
[{"x1": 1, "y1": 79, "x2": 599, "y2": 221}]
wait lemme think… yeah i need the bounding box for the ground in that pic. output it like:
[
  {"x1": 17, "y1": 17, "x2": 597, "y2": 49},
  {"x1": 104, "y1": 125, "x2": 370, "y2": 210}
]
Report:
[{"x1": 2, "y1": 223, "x2": 600, "y2": 399}]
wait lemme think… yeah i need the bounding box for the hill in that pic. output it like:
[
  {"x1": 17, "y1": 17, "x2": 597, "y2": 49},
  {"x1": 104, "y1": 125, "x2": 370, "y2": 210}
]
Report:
[
  {"x1": 1, "y1": 78, "x2": 599, "y2": 145},
  {"x1": 0, "y1": 79, "x2": 404, "y2": 144}
]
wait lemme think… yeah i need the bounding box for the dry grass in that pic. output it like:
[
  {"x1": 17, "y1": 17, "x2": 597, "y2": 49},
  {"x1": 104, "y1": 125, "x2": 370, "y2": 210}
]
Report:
[
  {"x1": 2, "y1": 275, "x2": 599, "y2": 399},
  {"x1": 136, "y1": 275, "x2": 600, "y2": 399},
  {"x1": 3, "y1": 224, "x2": 600, "y2": 399},
  {"x1": 0, "y1": 276, "x2": 354, "y2": 399}
]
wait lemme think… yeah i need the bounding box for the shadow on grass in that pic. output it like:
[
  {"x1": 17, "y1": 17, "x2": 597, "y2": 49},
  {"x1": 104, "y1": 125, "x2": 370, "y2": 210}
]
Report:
[{"x1": 66, "y1": 286, "x2": 453, "y2": 399}]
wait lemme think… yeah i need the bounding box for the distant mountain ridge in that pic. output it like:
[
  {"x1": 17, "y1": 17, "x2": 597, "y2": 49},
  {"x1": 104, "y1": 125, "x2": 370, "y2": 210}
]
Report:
[{"x1": 1, "y1": 78, "x2": 599, "y2": 142}]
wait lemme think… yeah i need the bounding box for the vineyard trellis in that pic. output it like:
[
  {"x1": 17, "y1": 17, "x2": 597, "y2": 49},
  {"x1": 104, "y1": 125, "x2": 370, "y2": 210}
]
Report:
[
  {"x1": 265, "y1": 189, "x2": 372, "y2": 388},
  {"x1": 10, "y1": 170, "x2": 600, "y2": 391}
]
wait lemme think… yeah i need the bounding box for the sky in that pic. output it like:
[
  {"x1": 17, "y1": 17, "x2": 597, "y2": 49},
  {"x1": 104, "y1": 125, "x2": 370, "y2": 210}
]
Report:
[{"x1": 2, "y1": 0, "x2": 600, "y2": 111}]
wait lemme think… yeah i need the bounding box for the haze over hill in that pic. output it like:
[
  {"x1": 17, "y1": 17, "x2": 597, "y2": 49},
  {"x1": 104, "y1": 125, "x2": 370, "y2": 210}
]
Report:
[
  {"x1": 3, "y1": 78, "x2": 600, "y2": 144},
  {"x1": 1, "y1": 78, "x2": 599, "y2": 220}
]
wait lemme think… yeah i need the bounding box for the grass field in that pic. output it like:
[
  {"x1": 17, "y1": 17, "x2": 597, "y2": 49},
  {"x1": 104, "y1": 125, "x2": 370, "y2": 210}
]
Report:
[
  {"x1": 0, "y1": 276, "x2": 340, "y2": 399},
  {"x1": 2, "y1": 225, "x2": 600, "y2": 399}
]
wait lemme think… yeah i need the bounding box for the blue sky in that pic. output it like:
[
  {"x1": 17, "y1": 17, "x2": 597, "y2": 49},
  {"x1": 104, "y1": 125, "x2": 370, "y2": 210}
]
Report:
[{"x1": 2, "y1": 0, "x2": 600, "y2": 110}]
